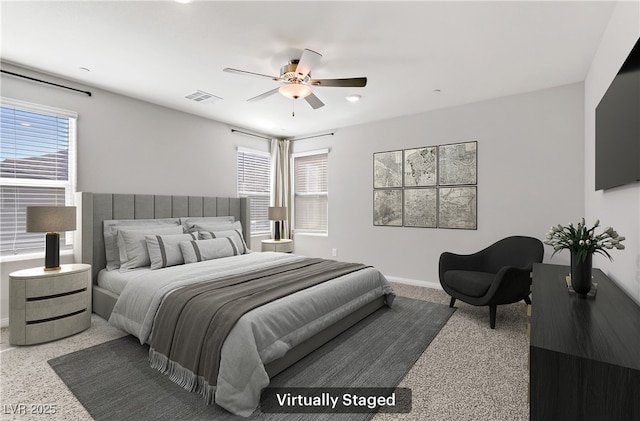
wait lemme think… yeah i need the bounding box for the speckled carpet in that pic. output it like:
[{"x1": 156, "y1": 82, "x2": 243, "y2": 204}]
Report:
[
  {"x1": 0, "y1": 283, "x2": 531, "y2": 421},
  {"x1": 47, "y1": 297, "x2": 454, "y2": 421}
]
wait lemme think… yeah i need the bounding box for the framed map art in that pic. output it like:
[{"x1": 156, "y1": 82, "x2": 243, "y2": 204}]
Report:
[
  {"x1": 373, "y1": 141, "x2": 478, "y2": 230},
  {"x1": 438, "y1": 141, "x2": 477, "y2": 185},
  {"x1": 373, "y1": 150, "x2": 403, "y2": 188},
  {"x1": 404, "y1": 146, "x2": 437, "y2": 187},
  {"x1": 438, "y1": 186, "x2": 477, "y2": 229},
  {"x1": 404, "y1": 188, "x2": 437, "y2": 228},
  {"x1": 373, "y1": 189, "x2": 403, "y2": 226}
]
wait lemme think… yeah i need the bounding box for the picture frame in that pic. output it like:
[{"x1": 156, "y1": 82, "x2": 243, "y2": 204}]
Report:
[
  {"x1": 438, "y1": 141, "x2": 477, "y2": 186},
  {"x1": 404, "y1": 146, "x2": 437, "y2": 187},
  {"x1": 438, "y1": 186, "x2": 477, "y2": 230},
  {"x1": 404, "y1": 188, "x2": 437, "y2": 228},
  {"x1": 374, "y1": 150, "x2": 403, "y2": 188},
  {"x1": 373, "y1": 141, "x2": 478, "y2": 229},
  {"x1": 373, "y1": 189, "x2": 403, "y2": 226}
]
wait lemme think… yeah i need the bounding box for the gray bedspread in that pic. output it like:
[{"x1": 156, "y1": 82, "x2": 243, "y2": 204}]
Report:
[
  {"x1": 148, "y1": 258, "x2": 371, "y2": 408},
  {"x1": 108, "y1": 252, "x2": 394, "y2": 416}
]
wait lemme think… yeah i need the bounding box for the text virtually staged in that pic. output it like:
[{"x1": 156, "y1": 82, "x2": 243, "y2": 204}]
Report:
[{"x1": 261, "y1": 387, "x2": 412, "y2": 413}]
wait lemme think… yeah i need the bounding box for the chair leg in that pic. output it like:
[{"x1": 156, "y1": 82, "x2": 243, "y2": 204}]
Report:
[
  {"x1": 449, "y1": 297, "x2": 456, "y2": 308},
  {"x1": 524, "y1": 295, "x2": 531, "y2": 305},
  {"x1": 489, "y1": 305, "x2": 497, "y2": 329}
]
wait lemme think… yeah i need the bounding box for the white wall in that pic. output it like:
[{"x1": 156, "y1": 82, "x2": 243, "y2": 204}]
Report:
[
  {"x1": 293, "y1": 83, "x2": 585, "y2": 287},
  {"x1": 0, "y1": 63, "x2": 270, "y2": 324},
  {"x1": 584, "y1": 1, "x2": 640, "y2": 304}
]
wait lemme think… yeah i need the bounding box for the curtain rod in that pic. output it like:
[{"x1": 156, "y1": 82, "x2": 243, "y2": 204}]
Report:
[
  {"x1": 291, "y1": 132, "x2": 334, "y2": 142},
  {"x1": 1, "y1": 70, "x2": 92, "y2": 97},
  {"x1": 230, "y1": 129, "x2": 271, "y2": 140},
  {"x1": 231, "y1": 129, "x2": 335, "y2": 142}
]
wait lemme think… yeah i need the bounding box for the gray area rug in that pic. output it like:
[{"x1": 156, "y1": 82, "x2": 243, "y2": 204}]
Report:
[{"x1": 48, "y1": 296, "x2": 454, "y2": 421}]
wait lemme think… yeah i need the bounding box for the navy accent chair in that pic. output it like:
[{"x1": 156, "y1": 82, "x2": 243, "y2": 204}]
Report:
[{"x1": 439, "y1": 236, "x2": 544, "y2": 329}]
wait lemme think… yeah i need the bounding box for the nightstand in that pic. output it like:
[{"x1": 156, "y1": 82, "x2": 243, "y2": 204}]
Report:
[
  {"x1": 9, "y1": 263, "x2": 92, "y2": 345},
  {"x1": 261, "y1": 239, "x2": 294, "y2": 253}
]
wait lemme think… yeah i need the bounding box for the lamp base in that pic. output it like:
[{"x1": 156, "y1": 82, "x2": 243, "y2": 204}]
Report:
[
  {"x1": 44, "y1": 232, "x2": 61, "y2": 270},
  {"x1": 274, "y1": 221, "x2": 281, "y2": 241}
]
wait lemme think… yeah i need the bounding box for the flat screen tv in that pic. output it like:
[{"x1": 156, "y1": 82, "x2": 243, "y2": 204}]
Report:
[{"x1": 595, "y1": 37, "x2": 640, "y2": 191}]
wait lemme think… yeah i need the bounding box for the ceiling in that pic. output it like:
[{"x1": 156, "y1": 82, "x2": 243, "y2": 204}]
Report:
[{"x1": 1, "y1": 1, "x2": 616, "y2": 138}]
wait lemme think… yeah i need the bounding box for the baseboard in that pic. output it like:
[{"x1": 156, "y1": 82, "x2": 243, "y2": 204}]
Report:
[
  {"x1": 1, "y1": 318, "x2": 8, "y2": 328},
  {"x1": 385, "y1": 275, "x2": 443, "y2": 290}
]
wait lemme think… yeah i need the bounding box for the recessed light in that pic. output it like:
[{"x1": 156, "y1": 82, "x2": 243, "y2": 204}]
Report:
[
  {"x1": 433, "y1": 89, "x2": 441, "y2": 93},
  {"x1": 79, "y1": 67, "x2": 90, "y2": 72},
  {"x1": 346, "y1": 94, "x2": 361, "y2": 102}
]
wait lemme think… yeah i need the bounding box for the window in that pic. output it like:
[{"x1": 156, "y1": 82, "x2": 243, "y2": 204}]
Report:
[
  {"x1": 237, "y1": 148, "x2": 271, "y2": 235},
  {"x1": 292, "y1": 150, "x2": 328, "y2": 234},
  {"x1": 1, "y1": 99, "x2": 77, "y2": 256}
]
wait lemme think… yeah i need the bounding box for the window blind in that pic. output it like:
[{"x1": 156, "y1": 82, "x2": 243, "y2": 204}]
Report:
[
  {"x1": 293, "y1": 152, "x2": 328, "y2": 233},
  {"x1": 237, "y1": 148, "x2": 271, "y2": 234},
  {"x1": 0, "y1": 102, "x2": 76, "y2": 255}
]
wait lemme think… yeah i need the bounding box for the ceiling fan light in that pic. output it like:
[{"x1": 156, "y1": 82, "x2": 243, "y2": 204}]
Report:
[{"x1": 279, "y1": 83, "x2": 312, "y2": 99}]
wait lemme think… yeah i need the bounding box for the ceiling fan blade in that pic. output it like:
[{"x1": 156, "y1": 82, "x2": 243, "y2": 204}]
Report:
[
  {"x1": 223, "y1": 67, "x2": 282, "y2": 82},
  {"x1": 309, "y1": 77, "x2": 367, "y2": 87},
  {"x1": 247, "y1": 87, "x2": 280, "y2": 102},
  {"x1": 295, "y1": 48, "x2": 322, "y2": 79},
  {"x1": 304, "y1": 92, "x2": 325, "y2": 109}
]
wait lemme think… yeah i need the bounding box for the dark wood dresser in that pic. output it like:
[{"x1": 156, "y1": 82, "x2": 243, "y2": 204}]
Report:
[{"x1": 530, "y1": 263, "x2": 640, "y2": 421}]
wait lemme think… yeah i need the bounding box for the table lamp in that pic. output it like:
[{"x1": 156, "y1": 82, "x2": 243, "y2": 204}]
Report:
[
  {"x1": 268, "y1": 206, "x2": 286, "y2": 241},
  {"x1": 26, "y1": 206, "x2": 76, "y2": 270}
]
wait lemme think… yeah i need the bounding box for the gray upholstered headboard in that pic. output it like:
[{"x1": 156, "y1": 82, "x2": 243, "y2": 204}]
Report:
[{"x1": 74, "y1": 192, "x2": 250, "y2": 284}]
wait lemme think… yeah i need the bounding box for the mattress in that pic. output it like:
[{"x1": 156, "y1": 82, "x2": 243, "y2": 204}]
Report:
[{"x1": 97, "y1": 266, "x2": 151, "y2": 295}]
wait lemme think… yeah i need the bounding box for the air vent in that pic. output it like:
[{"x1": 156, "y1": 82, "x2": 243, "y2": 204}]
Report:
[{"x1": 184, "y1": 90, "x2": 222, "y2": 104}]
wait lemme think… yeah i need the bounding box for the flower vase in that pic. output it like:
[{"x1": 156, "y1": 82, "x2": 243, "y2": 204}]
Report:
[{"x1": 570, "y1": 251, "x2": 593, "y2": 295}]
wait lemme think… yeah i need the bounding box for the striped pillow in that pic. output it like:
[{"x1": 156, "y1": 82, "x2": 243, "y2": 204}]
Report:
[
  {"x1": 198, "y1": 229, "x2": 248, "y2": 254},
  {"x1": 179, "y1": 238, "x2": 240, "y2": 264},
  {"x1": 145, "y1": 233, "x2": 198, "y2": 269}
]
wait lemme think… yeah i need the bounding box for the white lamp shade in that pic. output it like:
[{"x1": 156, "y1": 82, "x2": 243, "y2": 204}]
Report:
[
  {"x1": 26, "y1": 206, "x2": 77, "y2": 233},
  {"x1": 279, "y1": 84, "x2": 312, "y2": 99},
  {"x1": 268, "y1": 206, "x2": 287, "y2": 221}
]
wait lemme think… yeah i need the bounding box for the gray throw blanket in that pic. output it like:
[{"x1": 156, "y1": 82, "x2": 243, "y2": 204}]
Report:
[{"x1": 149, "y1": 258, "x2": 369, "y2": 404}]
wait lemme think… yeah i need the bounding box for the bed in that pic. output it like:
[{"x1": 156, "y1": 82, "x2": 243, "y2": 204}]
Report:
[{"x1": 74, "y1": 192, "x2": 394, "y2": 416}]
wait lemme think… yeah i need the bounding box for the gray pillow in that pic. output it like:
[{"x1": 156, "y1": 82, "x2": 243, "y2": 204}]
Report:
[
  {"x1": 117, "y1": 225, "x2": 183, "y2": 271},
  {"x1": 199, "y1": 228, "x2": 248, "y2": 254},
  {"x1": 146, "y1": 232, "x2": 198, "y2": 269},
  {"x1": 103, "y1": 218, "x2": 180, "y2": 270},
  {"x1": 179, "y1": 238, "x2": 240, "y2": 264}
]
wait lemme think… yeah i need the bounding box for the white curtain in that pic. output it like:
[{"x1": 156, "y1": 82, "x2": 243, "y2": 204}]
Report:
[{"x1": 270, "y1": 138, "x2": 291, "y2": 239}]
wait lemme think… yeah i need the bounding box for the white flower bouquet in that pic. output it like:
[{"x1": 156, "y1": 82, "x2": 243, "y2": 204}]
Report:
[{"x1": 544, "y1": 218, "x2": 625, "y2": 262}]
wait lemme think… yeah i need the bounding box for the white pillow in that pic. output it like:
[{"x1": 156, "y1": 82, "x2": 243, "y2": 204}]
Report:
[
  {"x1": 198, "y1": 228, "x2": 248, "y2": 254},
  {"x1": 103, "y1": 218, "x2": 180, "y2": 270},
  {"x1": 146, "y1": 233, "x2": 198, "y2": 269},
  {"x1": 193, "y1": 221, "x2": 243, "y2": 234},
  {"x1": 117, "y1": 225, "x2": 183, "y2": 271},
  {"x1": 179, "y1": 238, "x2": 240, "y2": 264},
  {"x1": 181, "y1": 216, "x2": 235, "y2": 233}
]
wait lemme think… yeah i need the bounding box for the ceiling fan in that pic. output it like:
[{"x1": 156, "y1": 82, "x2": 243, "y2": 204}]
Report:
[{"x1": 223, "y1": 48, "x2": 367, "y2": 110}]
